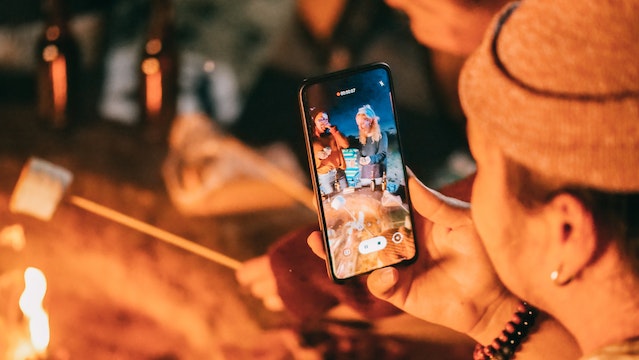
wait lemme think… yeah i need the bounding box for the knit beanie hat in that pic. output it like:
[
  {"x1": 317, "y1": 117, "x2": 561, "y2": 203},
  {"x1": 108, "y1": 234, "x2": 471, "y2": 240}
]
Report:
[{"x1": 459, "y1": 0, "x2": 639, "y2": 192}]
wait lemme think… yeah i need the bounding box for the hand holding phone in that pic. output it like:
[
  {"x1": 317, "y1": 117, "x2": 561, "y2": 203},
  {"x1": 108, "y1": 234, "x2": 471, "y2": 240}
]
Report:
[{"x1": 299, "y1": 63, "x2": 418, "y2": 282}]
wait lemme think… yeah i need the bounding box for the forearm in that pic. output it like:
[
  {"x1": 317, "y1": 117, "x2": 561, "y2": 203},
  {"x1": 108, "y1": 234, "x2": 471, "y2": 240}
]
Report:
[
  {"x1": 369, "y1": 151, "x2": 386, "y2": 164},
  {"x1": 332, "y1": 129, "x2": 349, "y2": 149}
]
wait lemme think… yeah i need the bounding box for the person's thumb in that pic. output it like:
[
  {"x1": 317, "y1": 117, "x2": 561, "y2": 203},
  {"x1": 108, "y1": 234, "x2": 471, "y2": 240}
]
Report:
[
  {"x1": 367, "y1": 267, "x2": 400, "y2": 300},
  {"x1": 407, "y1": 172, "x2": 471, "y2": 228},
  {"x1": 306, "y1": 231, "x2": 327, "y2": 260}
]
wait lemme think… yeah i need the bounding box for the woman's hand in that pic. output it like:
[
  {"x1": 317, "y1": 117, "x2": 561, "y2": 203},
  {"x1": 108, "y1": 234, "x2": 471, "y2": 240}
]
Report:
[
  {"x1": 367, "y1": 175, "x2": 515, "y2": 336},
  {"x1": 308, "y1": 173, "x2": 516, "y2": 340},
  {"x1": 359, "y1": 156, "x2": 372, "y2": 165},
  {"x1": 236, "y1": 255, "x2": 285, "y2": 312}
]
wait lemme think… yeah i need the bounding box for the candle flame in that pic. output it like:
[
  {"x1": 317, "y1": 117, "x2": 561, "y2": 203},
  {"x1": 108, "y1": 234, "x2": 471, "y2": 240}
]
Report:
[{"x1": 18, "y1": 267, "x2": 50, "y2": 354}]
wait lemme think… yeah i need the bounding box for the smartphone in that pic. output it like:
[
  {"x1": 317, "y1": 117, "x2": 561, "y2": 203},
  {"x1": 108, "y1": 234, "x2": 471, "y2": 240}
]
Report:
[{"x1": 299, "y1": 62, "x2": 417, "y2": 282}]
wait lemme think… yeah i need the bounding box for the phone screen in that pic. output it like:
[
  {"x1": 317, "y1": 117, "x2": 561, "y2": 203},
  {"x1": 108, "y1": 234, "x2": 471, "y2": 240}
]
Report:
[{"x1": 299, "y1": 63, "x2": 417, "y2": 282}]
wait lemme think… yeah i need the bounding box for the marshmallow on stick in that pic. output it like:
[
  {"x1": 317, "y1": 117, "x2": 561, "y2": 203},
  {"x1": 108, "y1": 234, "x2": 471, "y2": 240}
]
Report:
[{"x1": 9, "y1": 157, "x2": 241, "y2": 270}]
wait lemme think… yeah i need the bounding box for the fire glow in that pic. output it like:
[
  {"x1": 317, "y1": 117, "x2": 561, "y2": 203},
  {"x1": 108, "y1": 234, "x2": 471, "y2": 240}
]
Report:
[{"x1": 14, "y1": 267, "x2": 50, "y2": 360}]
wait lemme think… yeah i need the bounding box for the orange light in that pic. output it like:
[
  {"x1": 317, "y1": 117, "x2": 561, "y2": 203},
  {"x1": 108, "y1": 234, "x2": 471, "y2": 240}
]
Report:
[
  {"x1": 15, "y1": 267, "x2": 50, "y2": 359},
  {"x1": 141, "y1": 57, "x2": 160, "y2": 75},
  {"x1": 45, "y1": 26, "x2": 60, "y2": 41},
  {"x1": 145, "y1": 39, "x2": 163, "y2": 55},
  {"x1": 42, "y1": 44, "x2": 59, "y2": 62},
  {"x1": 50, "y1": 55, "x2": 68, "y2": 116},
  {"x1": 142, "y1": 58, "x2": 163, "y2": 117}
]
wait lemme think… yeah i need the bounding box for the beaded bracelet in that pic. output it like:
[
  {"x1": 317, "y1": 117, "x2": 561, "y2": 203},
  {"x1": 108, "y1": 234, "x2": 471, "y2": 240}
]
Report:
[{"x1": 473, "y1": 301, "x2": 538, "y2": 360}]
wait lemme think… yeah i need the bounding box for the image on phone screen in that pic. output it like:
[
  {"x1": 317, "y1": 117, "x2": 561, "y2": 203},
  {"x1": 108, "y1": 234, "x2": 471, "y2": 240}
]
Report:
[{"x1": 299, "y1": 63, "x2": 417, "y2": 281}]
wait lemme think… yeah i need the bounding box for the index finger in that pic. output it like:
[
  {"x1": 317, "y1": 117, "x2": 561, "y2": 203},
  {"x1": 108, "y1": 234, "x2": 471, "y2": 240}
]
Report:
[
  {"x1": 306, "y1": 231, "x2": 327, "y2": 260},
  {"x1": 236, "y1": 255, "x2": 271, "y2": 285}
]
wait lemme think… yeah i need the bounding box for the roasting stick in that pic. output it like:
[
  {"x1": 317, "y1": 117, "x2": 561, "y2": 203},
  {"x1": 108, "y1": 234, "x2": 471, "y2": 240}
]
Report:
[
  {"x1": 69, "y1": 195, "x2": 242, "y2": 270},
  {"x1": 223, "y1": 136, "x2": 316, "y2": 211},
  {"x1": 71, "y1": 135, "x2": 316, "y2": 269},
  {"x1": 10, "y1": 157, "x2": 243, "y2": 270}
]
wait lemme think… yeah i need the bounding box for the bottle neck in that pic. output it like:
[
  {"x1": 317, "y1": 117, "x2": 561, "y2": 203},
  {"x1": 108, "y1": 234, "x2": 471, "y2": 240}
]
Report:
[
  {"x1": 147, "y1": 0, "x2": 175, "y2": 40},
  {"x1": 144, "y1": 0, "x2": 176, "y2": 58},
  {"x1": 42, "y1": 0, "x2": 70, "y2": 26}
]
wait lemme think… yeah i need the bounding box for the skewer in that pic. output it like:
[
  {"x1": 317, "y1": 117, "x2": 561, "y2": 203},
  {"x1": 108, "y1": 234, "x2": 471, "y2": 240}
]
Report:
[
  {"x1": 165, "y1": 114, "x2": 316, "y2": 213},
  {"x1": 69, "y1": 195, "x2": 241, "y2": 270},
  {"x1": 10, "y1": 157, "x2": 242, "y2": 270},
  {"x1": 223, "y1": 136, "x2": 316, "y2": 211}
]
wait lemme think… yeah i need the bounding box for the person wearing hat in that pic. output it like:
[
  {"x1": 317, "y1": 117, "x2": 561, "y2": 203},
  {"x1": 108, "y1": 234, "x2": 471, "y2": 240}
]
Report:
[
  {"x1": 308, "y1": 0, "x2": 639, "y2": 359},
  {"x1": 355, "y1": 104, "x2": 388, "y2": 187}
]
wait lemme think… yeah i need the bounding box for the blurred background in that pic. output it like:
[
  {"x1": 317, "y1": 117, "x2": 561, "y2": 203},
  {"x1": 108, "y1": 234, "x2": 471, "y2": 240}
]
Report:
[
  {"x1": 0, "y1": 0, "x2": 293, "y2": 124},
  {"x1": 0, "y1": 0, "x2": 474, "y2": 186},
  {"x1": 0, "y1": 1, "x2": 476, "y2": 359}
]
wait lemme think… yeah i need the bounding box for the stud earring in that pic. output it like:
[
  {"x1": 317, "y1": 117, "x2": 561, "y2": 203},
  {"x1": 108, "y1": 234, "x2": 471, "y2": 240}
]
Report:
[{"x1": 550, "y1": 265, "x2": 573, "y2": 286}]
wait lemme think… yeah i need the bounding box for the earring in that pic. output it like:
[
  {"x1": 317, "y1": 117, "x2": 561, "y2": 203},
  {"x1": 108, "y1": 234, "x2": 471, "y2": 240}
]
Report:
[{"x1": 550, "y1": 265, "x2": 573, "y2": 286}]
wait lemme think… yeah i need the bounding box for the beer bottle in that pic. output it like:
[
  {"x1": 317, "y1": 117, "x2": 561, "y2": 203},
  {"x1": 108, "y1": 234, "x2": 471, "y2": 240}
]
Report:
[
  {"x1": 35, "y1": 0, "x2": 80, "y2": 130},
  {"x1": 381, "y1": 171, "x2": 387, "y2": 191},
  {"x1": 370, "y1": 169, "x2": 375, "y2": 191},
  {"x1": 140, "y1": 0, "x2": 178, "y2": 142}
]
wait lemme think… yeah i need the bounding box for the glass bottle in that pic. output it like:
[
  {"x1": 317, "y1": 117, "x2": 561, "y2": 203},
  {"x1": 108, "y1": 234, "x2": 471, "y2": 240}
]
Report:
[
  {"x1": 139, "y1": 0, "x2": 178, "y2": 142},
  {"x1": 370, "y1": 169, "x2": 375, "y2": 191},
  {"x1": 381, "y1": 171, "x2": 387, "y2": 191},
  {"x1": 35, "y1": 0, "x2": 80, "y2": 130}
]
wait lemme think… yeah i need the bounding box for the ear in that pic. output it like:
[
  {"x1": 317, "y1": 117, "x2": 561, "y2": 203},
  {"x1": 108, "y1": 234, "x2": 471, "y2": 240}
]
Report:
[{"x1": 545, "y1": 193, "x2": 597, "y2": 281}]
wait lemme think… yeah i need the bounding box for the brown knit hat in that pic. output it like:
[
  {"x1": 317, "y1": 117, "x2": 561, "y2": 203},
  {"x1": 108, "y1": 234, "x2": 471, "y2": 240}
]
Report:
[{"x1": 459, "y1": 0, "x2": 639, "y2": 192}]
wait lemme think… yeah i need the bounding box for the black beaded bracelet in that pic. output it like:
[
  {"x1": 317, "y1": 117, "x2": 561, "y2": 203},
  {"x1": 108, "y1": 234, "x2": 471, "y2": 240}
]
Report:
[{"x1": 473, "y1": 301, "x2": 538, "y2": 360}]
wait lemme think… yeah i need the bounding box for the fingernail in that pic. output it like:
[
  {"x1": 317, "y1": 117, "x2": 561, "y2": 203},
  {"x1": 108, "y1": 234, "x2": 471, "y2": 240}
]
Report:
[{"x1": 379, "y1": 267, "x2": 396, "y2": 284}]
